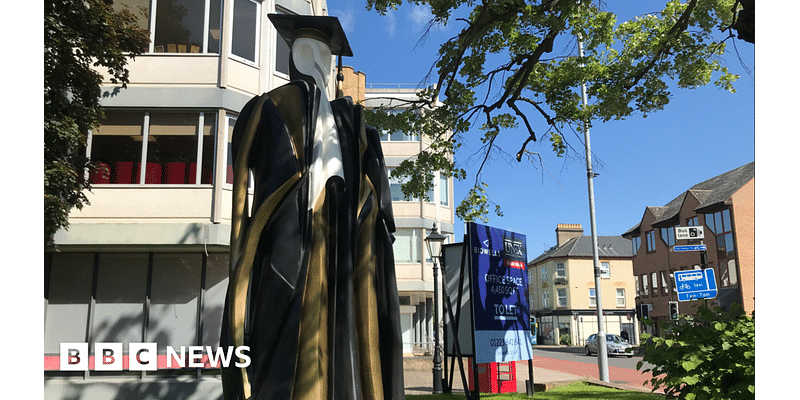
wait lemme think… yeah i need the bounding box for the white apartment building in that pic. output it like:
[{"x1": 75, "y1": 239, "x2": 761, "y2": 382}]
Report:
[
  {"x1": 44, "y1": 2, "x2": 455, "y2": 399},
  {"x1": 363, "y1": 84, "x2": 456, "y2": 356}
]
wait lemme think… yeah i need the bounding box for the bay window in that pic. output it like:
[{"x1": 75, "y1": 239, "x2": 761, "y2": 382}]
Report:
[
  {"x1": 231, "y1": 0, "x2": 260, "y2": 63},
  {"x1": 89, "y1": 111, "x2": 216, "y2": 185}
]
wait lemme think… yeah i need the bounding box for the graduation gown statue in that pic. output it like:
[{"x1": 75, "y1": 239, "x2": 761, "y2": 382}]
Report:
[{"x1": 220, "y1": 14, "x2": 405, "y2": 400}]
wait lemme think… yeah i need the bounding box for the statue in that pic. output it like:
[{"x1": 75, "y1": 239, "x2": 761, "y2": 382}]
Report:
[{"x1": 220, "y1": 14, "x2": 405, "y2": 400}]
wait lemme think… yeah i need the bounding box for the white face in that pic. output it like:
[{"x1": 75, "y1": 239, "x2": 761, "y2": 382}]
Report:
[{"x1": 291, "y1": 37, "x2": 332, "y2": 90}]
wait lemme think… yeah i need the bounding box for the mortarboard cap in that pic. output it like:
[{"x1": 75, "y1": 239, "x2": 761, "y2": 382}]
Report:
[{"x1": 268, "y1": 14, "x2": 353, "y2": 57}]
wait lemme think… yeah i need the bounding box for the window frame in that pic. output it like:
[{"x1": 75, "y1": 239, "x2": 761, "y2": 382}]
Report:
[
  {"x1": 589, "y1": 288, "x2": 596, "y2": 307},
  {"x1": 646, "y1": 230, "x2": 656, "y2": 252},
  {"x1": 556, "y1": 288, "x2": 567, "y2": 307},
  {"x1": 229, "y1": 0, "x2": 261, "y2": 65},
  {"x1": 616, "y1": 288, "x2": 626, "y2": 307},
  {"x1": 145, "y1": 0, "x2": 224, "y2": 55},
  {"x1": 600, "y1": 261, "x2": 610, "y2": 279}
]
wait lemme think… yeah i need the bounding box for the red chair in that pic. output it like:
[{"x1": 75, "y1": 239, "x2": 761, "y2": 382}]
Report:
[
  {"x1": 135, "y1": 162, "x2": 162, "y2": 184},
  {"x1": 90, "y1": 162, "x2": 111, "y2": 184},
  {"x1": 165, "y1": 162, "x2": 187, "y2": 184},
  {"x1": 189, "y1": 163, "x2": 213, "y2": 184},
  {"x1": 112, "y1": 162, "x2": 134, "y2": 184}
]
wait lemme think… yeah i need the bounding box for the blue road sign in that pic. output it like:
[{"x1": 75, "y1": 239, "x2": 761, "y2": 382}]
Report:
[
  {"x1": 672, "y1": 244, "x2": 707, "y2": 252},
  {"x1": 674, "y1": 268, "x2": 717, "y2": 301}
]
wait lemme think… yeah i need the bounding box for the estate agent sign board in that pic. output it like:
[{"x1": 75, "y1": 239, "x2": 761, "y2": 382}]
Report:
[{"x1": 467, "y1": 222, "x2": 533, "y2": 364}]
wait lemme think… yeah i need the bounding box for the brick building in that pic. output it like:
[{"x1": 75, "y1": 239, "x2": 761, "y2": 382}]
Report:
[{"x1": 622, "y1": 162, "x2": 754, "y2": 336}]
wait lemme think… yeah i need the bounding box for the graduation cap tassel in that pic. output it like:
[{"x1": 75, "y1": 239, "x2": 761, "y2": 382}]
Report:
[{"x1": 336, "y1": 55, "x2": 344, "y2": 99}]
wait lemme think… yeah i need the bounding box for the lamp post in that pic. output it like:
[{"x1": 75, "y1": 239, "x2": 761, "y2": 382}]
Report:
[{"x1": 425, "y1": 223, "x2": 446, "y2": 394}]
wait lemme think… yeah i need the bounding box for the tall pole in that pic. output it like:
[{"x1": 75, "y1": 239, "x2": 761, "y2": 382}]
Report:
[
  {"x1": 432, "y1": 255, "x2": 443, "y2": 393},
  {"x1": 578, "y1": 36, "x2": 610, "y2": 382}
]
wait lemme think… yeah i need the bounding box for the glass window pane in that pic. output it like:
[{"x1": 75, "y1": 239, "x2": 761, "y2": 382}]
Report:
[
  {"x1": 232, "y1": 0, "x2": 258, "y2": 63},
  {"x1": 705, "y1": 214, "x2": 715, "y2": 234},
  {"x1": 722, "y1": 209, "x2": 732, "y2": 232},
  {"x1": 715, "y1": 211, "x2": 724, "y2": 235},
  {"x1": 226, "y1": 115, "x2": 237, "y2": 184},
  {"x1": 148, "y1": 253, "x2": 201, "y2": 350},
  {"x1": 616, "y1": 288, "x2": 625, "y2": 307},
  {"x1": 93, "y1": 254, "x2": 148, "y2": 350},
  {"x1": 154, "y1": 0, "x2": 206, "y2": 53},
  {"x1": 727, "y1": 260, "x2": 738, "y2": 285},
  {"x1": 439, "y1": 175, "x2": 448, "y2": 205},
  {"x1": 91, "y1": 112, "x2": 145, "y2": 184},
  {"x1": 651, "y1": 272, "x2": 657, "y2": 296},
  {"x1": 201, "y1": 113, "x2": 216, "y2": 184},
  {"x1": 642, "y1": 274, "x2": 649, "y2": 295},
  {"x1": 203, "y1": 254, "x2": 229, "y2": 347},
  {"x1": 725, "y1": 232, "x2": 735, "y2": 256},
  {"x1": 147, "y1": 113, "x2": 200, "y2": 184},
  {"x1": 207, "y1": 0, "x2": 222, "y2": 53},
  {"x1": 45, "y1": 253, "x2": 94, "y2": 354}
]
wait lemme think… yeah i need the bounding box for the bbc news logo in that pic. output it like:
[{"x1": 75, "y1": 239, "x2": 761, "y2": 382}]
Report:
[{"x1": 59, "y1": 343, "x2": 250, "y2": 371}]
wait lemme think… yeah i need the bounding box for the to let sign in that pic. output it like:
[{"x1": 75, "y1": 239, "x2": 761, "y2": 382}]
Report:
[
  {"x1": 468, "y1": 222, "x2": 532, "y2": 364},
  {"x1": 673, "y1": 268, "x2": 718, "y2": 301}
]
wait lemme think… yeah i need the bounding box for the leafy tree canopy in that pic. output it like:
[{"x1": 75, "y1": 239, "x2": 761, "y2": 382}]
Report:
[
  {"x1": 44, "y1": 0, "x2": 149, "y2": 245},
  {"x1": 364, "y1": 0, "x2": 752, "y2": 222}
]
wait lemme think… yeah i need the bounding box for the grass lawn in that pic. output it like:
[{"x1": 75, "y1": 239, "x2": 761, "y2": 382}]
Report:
[{"x1": 406, "y1": 381, "x2": 662, "y2": 400}]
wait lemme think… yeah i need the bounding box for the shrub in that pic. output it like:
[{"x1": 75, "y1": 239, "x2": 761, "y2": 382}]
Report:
[
  {"x1": 559, "y1": 333, "x2": 571, "y2": 346},
  {"x1": 637, "y1": 303, "x2": 754, "y2": 399}
]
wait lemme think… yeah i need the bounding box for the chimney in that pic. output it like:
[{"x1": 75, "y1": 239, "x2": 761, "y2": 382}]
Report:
[{"x1": 556, "y1": 224, "x2": 583, "y2": 246}]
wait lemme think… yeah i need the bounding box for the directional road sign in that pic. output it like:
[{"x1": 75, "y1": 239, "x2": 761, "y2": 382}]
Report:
[
  {"x1": 674, "y1": 268, "x2": 717, "y2": 301},
  {"x1": 672, "y1": 244, "x2": 707, "y2": 252},
  {"x1": 675, "y1": 226, "x2": 704, "y2": 240}
]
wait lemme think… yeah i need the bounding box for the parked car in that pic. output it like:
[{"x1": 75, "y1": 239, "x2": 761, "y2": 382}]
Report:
[{"x1": 584, "y1": 334, "x2": 634, "y2": 358}]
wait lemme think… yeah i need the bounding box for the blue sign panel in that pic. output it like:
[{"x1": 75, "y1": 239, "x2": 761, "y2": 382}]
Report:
[
  {"x1": 672, "y1": 244, "x2": 708, "y2": 252},
  {"x1": 468, "y1": 222, "x2": 533, "y2": 364},
  {"x1": 674, "y1": 268, "x2": 718, "y2": 301}
]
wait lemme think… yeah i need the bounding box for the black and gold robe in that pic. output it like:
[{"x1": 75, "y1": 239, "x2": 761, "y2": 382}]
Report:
[{"x1": 221, "y1": 80, "x2": 404, "y2": 400}]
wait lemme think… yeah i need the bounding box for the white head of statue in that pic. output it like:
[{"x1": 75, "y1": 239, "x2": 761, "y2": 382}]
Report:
[
  {"x1": 291, "y1": 32, "x2": 333, "y2": 92},
  {"x1": 268, "y1": 14, "x2": 353, "y2": 94}
]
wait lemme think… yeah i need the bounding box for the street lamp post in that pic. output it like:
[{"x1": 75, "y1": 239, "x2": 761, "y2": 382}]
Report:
[{"x1": 425, "y1": 223, "x2": 446, "y2": 394}]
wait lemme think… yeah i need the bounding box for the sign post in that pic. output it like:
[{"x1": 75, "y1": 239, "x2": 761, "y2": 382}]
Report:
[
  {"x1": 467, "y1": 222, "x2": 533, "y2": 396},
  {"x1": 673, "y1": 268, "x2": 718, "y2": 301}
]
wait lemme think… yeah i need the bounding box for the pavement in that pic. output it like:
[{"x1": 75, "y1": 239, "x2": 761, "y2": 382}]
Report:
[
  {"x1": 403, "y1": 353, "x2": 583, "y2": 396},
  {"x1": 403, "y1": 346, "x2": 661, "y2": 396}
]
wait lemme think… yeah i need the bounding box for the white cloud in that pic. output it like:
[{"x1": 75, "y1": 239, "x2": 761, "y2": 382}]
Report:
[{"x1": 386, "y1": 10, "x2": 397, "y2": 37}]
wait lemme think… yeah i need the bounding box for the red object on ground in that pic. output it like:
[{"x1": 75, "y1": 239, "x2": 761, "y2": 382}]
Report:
[{"x1": 466, "y1": 359, "x2": 517, "y2": 393}]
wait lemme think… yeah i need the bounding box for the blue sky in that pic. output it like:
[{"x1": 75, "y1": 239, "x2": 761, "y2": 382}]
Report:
[{"x1": 328, "y1": 1, "x2": 756, "y2": 261}]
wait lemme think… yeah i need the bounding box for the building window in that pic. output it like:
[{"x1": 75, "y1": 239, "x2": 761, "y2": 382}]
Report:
[
  {"x1": 556, "y1": 288, "x2": 567, "y2": 307},
  {"x1": 660, "y1": 226, "x2": 676, "y2": 246},
  {"x1": 589, "y1": 288, "x2": 596, "y2": 307},
  {"x1": 650, "y1": 272, "x2": 658, "y2": 296},
  {"x1": 600, "y1": 262, "x2": 610, "y2": 279},
  {"x1": 388, "y1": 169, "x2": 417, "y2": 202},
  {"x1": 705, "y1": 209, "x2": 737, "y2": 287},
  {"x1": 89, "y1": 111, "x2": 216, "y2": 185},
  {"x1": 44, "y1": 252, "x2": 230, "y2": 365},
  {"x1": 541, "y1": 266, "x2": 548, "y2": 282},
  {"x1": 378, "y1": 109, "x2": 420, "y2": 141},
  {"x1": 635, "y1": 276, "x2": 640, "y2": 297},
  {"x1": 686, "y1": 216, "x2": 699, "y2": 226},
  {"x1": 542, "y1": 290, "x2": 550, "y2": 309},
  {"x1": 646, "y1": 230, "x2": 656, "y2": 252},
  {"x1": 225, "y1": 114, "x2": 237, "y2": 185},
  {"x1": 147, "y1": 0, "x2": 223, "y2": 54},
  {"x1": 660, "y1": 271, "x2": 669, "y2": 295},
  {"x1": 616, "y1": 288, "x2": 626, "y2": 307},
  {"x1": 631, "y1": 236, "x2": 641, "y2": 256},
  {"x1": 274, "y1": 8, "x2": 291, "y2": 75},
  {"x1": 555, "y1": 263, "x2": 566, "y2": 278},
  {"x1": 642, "y1": 274, "x2": 649, "y2": 296},
  {"x1": 393, "y1": 228, "x2": 421, "y2": 263},
  {"x1": 439, "y1": 174, "x2": 449, "y2": 206},
  {"x1": 231, "y1": 0, "x2": 260, "y2": 63}
]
